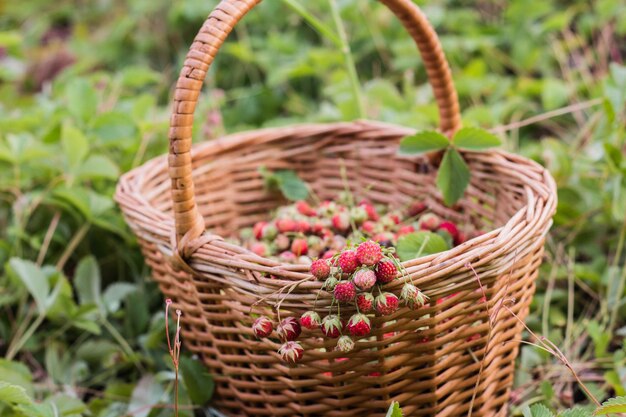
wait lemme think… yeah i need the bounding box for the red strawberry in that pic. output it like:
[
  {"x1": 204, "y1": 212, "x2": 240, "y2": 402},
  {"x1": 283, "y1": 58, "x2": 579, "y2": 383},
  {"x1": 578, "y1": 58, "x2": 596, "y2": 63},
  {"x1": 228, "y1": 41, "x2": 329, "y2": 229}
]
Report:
[
  {"x1": 400, "y1": 283, "x2": 428, "y2": 309},
  {"x1": 253, "y1": 222, "x2": 267, "y2": 240},
  {"x1": 250, "y1": 242, "x2": 268, "y2": 257},
  {"x1": 356, "y1": 293, "x2": 375, "y2": 313},
  {"x1": 279, "y1": 251, "x2": 297, "y2": 262},
  {"x1": 322, "y1": 250, "x2": 337, "y2": 260},
  {"x1": 361, "y1": 220, "x2": 376, "y2": 234},
  {"x1": 310, "y1": 259, "x2": 331, "y2": 279},
  {"x1": 295, "y1": 200, "x2": 316, "y2": 216},
  {"x1": 347, "y1": 313, "x2": 371, "y2": 337},
  {"x1": 334, "y1": 281, "x2": 356, "y2": 303},
  {"x1": 300, "y1": 311, "x2": 322, "y2": 330},
  {"x1": 455, "y1": 232, "x2": 467, "y2": 246},
  {"x1": 336, "y1": 335, "x2": 354, "y2": 352},
  {"x1": 419, "y1": 213, "x2": 441, "y2": 231},
  {"x1": 353, "y1": 269, "x2": 376, "y2": 291},
  {"x1": 291, "y1": 238, "x2": 308, "y2": 256},
  {"x1": 397, "y1": 225, "x2": 415, "y2": 236},
  {"x1": 375, "y1": 293, "x2": 399, "y2": 315},
  {"x1": 372, "y1": 232, "x2": 394, "y2": 247},
  {"x1": 321, "y1": 315, "x2": 343, "y2": 338},
  {"x1": 359, "y1": 202, "x2": 379, "y2": 221},
  {"x1": 297, "y1": 220, "x2": 311, "y2": 233},
  {"x1": 331, "y1": 212, "x2": 350, "y2": 232},
  {"x1": 276, "y1": 218, "x2": 298, "y2": 233},
  {"x1": 408, "y1": 201, "x2": 427, "y2": 217},
  {"x1": 337, "y1": 250, "x2": 360, "y2": 274},
  {"x1": 277, "y1": 317, "x2": 302, "y2": 342},
  {"x1": 356, "y1": 241, "x2": 382, "y2": 266},
  {"x1": 275, "y1": 234, "x2": 291, "y2": 251},
  {"x1": 312, "y1": 222, "x2": 326, "y2": 234},
  {"x1": 375, "y1": 261, "x2": 397, "y2": 284},
  {"x1": 252, "y1": 316, "x2": 273, "y2": 338},
  {"x1": 438, "y1": 221, "x2": 459, "y2": 242},
  {"x1": 278, "y1": 341, "x2": 304, "y2": 364}
]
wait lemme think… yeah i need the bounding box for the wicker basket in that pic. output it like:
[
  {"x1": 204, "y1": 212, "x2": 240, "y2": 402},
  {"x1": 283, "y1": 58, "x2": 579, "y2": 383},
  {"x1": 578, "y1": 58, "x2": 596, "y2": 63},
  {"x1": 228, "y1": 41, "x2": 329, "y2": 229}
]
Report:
[{"x1": 116, "y1": 1, "x2": 557, "y2": 415}]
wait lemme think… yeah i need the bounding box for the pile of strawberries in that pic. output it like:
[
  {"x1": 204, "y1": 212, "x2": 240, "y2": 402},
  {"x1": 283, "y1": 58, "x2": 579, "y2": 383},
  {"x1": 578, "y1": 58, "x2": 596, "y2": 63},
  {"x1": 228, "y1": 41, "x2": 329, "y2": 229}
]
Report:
[
  {"x1": 251, "y1": 239, "x2": 428, "y2": 364},
  {"x1": 239, "y1": 198, "x2": 468, "y2": 264}
]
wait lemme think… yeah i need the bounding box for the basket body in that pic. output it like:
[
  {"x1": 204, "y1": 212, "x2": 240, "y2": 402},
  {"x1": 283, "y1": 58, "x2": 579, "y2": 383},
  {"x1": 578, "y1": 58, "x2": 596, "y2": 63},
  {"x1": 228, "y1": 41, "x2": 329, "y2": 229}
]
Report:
[{"x1": 116, "y1": 120, "x2": 556, "y2": 416}]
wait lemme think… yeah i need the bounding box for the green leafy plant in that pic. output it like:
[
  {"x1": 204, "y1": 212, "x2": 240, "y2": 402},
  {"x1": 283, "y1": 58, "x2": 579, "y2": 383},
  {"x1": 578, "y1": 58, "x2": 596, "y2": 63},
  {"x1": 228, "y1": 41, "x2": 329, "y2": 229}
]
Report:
[
  {"x1": 399, "y1": 127, "x2": 502, "y2": 206},
  {"x1": 259, "y1": 167, "x2": 309, "y2": 201}
]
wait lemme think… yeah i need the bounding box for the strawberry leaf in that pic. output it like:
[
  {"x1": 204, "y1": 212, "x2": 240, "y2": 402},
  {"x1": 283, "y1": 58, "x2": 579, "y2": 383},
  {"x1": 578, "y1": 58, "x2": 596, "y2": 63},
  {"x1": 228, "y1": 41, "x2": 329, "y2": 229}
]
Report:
[
  {"x1": 396, "y1": 232, "x2": 449, "y2": 261},
  {"x1": 385, "y1": 402, "x2": 404, "y2": 417},
  {"x1": 594, "y1": 396, "x2": 626, "y2": 415},
  {"x1": 436, "y1": 148, "x2": 470, "y2": 206},
  {"x1": 398, "y1": 131, "x2": 449, "y2": 155},
  {"x1": 453, "y1": 127, "x2": 501, "y2": 150}
]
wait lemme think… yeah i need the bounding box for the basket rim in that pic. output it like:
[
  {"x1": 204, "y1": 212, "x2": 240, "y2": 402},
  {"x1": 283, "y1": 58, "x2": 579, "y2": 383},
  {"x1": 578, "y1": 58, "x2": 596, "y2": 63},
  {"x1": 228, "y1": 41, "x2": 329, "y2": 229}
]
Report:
[{"x1": 116, "y1": 120, "x2": 557, "y2": 301}]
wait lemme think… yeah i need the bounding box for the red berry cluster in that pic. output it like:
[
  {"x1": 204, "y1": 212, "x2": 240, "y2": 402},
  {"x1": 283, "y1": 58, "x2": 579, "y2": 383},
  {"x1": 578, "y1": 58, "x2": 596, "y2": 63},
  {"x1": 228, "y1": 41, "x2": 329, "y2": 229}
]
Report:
[
  {"x1": 302, "y1": 240, "x2": 428, "y2": 354},
  {"x1": 239, "y1": 199, "x2": 476, "y2": 264}
]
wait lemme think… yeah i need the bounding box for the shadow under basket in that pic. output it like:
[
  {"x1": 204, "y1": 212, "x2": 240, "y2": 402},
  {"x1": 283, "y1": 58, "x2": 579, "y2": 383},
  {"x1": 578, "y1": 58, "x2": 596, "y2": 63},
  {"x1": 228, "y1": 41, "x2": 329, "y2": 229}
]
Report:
[{"x1": 115, "y1": 1, "x2": 557, "y2": 416}]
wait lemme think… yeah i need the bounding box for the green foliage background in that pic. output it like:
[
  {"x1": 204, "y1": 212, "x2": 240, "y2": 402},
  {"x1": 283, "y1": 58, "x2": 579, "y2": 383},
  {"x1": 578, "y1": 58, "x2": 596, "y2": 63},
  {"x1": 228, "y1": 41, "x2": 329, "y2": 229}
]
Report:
[{"x1": 0, "y1": 0, "x2": 625, "y2": 415}]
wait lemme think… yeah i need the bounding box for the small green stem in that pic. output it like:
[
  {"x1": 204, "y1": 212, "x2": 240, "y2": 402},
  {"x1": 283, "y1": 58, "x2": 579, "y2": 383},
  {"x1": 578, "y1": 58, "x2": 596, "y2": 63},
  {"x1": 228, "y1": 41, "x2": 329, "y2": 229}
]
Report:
[
  {"x1": 329, "y1": 0, "x2": 365, "y2": 119},
  {"x1": 282, "y1": 0, "x2": 341, "y2": 47},
  {"x1": 56, "y1": 222, "x2": 90, "y2": 271},
  {"x1": 608, "y1": 219, "x2": 626, "y2": 334},
  {"x1": 101, "y1": 318, "x2": 145, "y2": 372},
  {"x1": 6, "y1": 313, "x2": 46, "y2": 360}
]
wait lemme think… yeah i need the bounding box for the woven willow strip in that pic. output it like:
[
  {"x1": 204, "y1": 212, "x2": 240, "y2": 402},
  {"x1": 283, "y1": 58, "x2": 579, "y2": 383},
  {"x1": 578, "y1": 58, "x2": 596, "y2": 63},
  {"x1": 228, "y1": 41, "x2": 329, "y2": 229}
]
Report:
[{"x1": 116, "y1": 1, "x2": 557, "y2": 415}]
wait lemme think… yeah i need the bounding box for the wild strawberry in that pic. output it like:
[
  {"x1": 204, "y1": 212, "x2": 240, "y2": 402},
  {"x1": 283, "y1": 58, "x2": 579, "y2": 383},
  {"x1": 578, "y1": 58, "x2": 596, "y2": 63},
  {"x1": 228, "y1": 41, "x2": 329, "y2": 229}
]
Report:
[
  {"x1": 372, "y1": 232, "x2": 394, "y2": 247},
  {"x1": 322, "y1": 250, "x2": 337, "y2": 260},
  {"x1": 279, "y1": 251, "x2": 297, "y2": 262},
  {"x1": 317, "y1": 201, "x2": 337, "y2": 217},
  {"x1": 407, "y1": 201, "x2": 427, "y2": 217},
  {"x1": 324, "y1": 277, "x2": 339, "y2": 291},
  {"x1": 356, "y1": 293, "x2": 375, "y2": 312},
  {"x1": 321, "y1": 315, "x2": 343, "y2": 338},
  {"x1": 277, "y1": 317, "x2": 302, "y2": 342},
  {"x1": 361, "y1": 220, "x2": 376, "y2": 234},
  {"x1": 278, "y1": 341, "x2": 304, "y2": 364},
  {"x1": 419, "y1": 213, "x2": 441, "y2": 231},
  {"x1": 336, "y1": 335, "x2": 354, "y2": 352},
  {"x1": 331, "y1": 212, "x2": 350, "y2": 232},
  {"x1": 455, "y1": 232, "x2": 467, "y2": 246},
  {"x1": 356, "y1": 241, "x2": 382, "y2": 266},
  {"x1": 334, "y1": 281, "x2": 356, "y2": 303},
  {"x1": 250, "y1": 242, "x2": 268, "y2": 257},
  {"x1": 291, "y1": 238, "x2": 308, "y2": 256},
  {"x1": 252, "y1": 316, "x2": 273, "y2": 338},
  {"x1": 353, "y1": 269, "x2": 376, "y2": 291},
  {"x1": 297, "y1": 220, "x2": 311, "y2": 233},
  {"x1": 400, "y1": 283, "x2": 428, "y2": 309},
  {"x1": 276, "y1": 218, "x2": 298, "y2": 233},
  {"x1": 296, "y1": 200, "x2": 316, "y2": 217},
  {"x1": 310, "y1": 259, "x2": 331, "y2": 279},
  {"x1": 397, "y1": 225, "x2": 415, "y2": 236},
  {"x1": 375, "y1": 260, "x2": 397, "y2": 284},
  {"x1": 359, "y1": 202, "x2": 379, "y2": 221},
  {"x1": 350, "y1": 206, "x2": 368, "y2": 224},
  {"x1": 375, "y1": 293, "x2": 399, "y2": 315},
  {"x1": 300, "y1": 311, "x2": 322, "y2": 330},
  {"x1": 438, "y1": 221, "x2": 459, "y2": 242},
  {"x1": 261, "y1": 223, "x2": 278, "y2": 240},
  {"x1": 338, "y1": 250, "x2": 360, "y2": 274},
  {"x1": 275, "y1": 234, "x2": 291, "y2": 251},
  {"x1": 253, "y1": 222, "x2": 267, "y2": 240},
  {"x1": 347, "y1": 313, "x2": 371, "y2": 337},
  {"x1": 331, "y1": 235, "x2": 347, "y2": 251}
]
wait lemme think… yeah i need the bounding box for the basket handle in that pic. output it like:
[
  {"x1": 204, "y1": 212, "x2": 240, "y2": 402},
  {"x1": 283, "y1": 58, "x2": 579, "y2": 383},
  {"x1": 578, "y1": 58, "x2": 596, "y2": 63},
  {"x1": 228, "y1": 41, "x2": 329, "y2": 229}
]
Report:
[{"x1": 169, "y1": 0, "x2": 461, "y2": 247}]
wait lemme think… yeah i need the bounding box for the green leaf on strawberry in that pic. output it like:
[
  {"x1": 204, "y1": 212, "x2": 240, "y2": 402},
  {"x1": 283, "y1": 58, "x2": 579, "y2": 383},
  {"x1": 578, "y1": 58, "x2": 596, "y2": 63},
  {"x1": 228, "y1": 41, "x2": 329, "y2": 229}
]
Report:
[
  {"x1": 398, "y1": 131, "x2": 449, "y2": 155},
  {"x1": 453, "y1": 127, "x2": 502, "y2": 150},
  {"x1": 436, "y1": 148, "x2": 471, "y2": 206}
]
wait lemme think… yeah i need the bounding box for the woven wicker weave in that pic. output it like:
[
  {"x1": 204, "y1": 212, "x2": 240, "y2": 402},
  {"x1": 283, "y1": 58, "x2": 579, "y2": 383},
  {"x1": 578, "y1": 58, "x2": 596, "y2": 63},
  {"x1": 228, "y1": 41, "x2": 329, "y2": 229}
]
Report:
[{"x1": 116, "y1": 1, "x2": 557, "y2": 415}]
